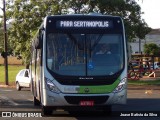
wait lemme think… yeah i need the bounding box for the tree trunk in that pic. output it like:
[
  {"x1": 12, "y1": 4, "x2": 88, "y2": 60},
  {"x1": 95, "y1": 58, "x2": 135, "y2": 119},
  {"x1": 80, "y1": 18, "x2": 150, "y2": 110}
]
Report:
[{"x1": 26, "y1": 64, "x2": 30, "y2": 69}]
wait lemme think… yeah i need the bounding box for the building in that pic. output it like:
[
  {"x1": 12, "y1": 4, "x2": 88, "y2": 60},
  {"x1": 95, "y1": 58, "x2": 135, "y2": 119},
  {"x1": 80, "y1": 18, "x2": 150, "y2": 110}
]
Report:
[{"x1": 130, "y1": 29, "x2": 160, "y2": 54}]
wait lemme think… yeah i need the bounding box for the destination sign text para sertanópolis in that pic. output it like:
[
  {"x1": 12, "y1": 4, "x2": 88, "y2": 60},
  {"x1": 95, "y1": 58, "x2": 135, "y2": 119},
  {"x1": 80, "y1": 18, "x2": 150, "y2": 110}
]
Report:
[{"x1": 56, "y1": 21, "x2": 113, "y2": 28}]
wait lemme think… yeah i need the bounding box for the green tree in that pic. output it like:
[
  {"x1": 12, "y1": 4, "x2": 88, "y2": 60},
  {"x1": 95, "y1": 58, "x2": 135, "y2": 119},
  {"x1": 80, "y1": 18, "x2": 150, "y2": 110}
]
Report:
[
  {"x1": 0, "y1": 20, "x2": 14, "y2": 55},
  {"x1": 6, "y1": 0, "x2": 64, "y2": 68},
  {"x1": 0, "y1": 22, "x2": 3, "y2": 53},
  {"x1": 62, "y1": 0, "x2": 89, "y2": 14},
  {"x1": 144, "y1": 43, "x2": 160, "y2": 55},
  {"x1": 95, "y1": 0, "x2": 151, "y2": 40},
  {"x1": 63, "y1": 0, "x2": 151, "y2": 40}
]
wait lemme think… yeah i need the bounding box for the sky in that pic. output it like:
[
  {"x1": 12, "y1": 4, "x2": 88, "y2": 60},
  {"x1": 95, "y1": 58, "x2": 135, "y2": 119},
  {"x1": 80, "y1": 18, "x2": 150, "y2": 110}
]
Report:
[
  {"x1": 0, "y1": 0, "x2": 160, "y2": 29},
  {"x1": 135, "y1": 0, "x2": 160, "y2": 29}
]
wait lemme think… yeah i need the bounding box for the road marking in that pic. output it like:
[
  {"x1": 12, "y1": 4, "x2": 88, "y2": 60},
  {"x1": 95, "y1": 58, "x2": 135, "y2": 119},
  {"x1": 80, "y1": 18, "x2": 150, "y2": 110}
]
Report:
[
  {"x1": 0, "y1": 96, "x2": 19, "y2": 106},
  {"x1": 27, "y1": 99, "x2": 33, "y2": 101},
  {"x1": 1, "y1": 90, "x2": 13, "y2": 92}
]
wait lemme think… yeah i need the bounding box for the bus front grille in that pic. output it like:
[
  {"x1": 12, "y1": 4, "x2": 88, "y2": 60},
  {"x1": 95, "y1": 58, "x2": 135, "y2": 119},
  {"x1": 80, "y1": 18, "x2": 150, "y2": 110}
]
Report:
[{"x1": 64, "y1": 96, "x2": 109, "y2": 105}]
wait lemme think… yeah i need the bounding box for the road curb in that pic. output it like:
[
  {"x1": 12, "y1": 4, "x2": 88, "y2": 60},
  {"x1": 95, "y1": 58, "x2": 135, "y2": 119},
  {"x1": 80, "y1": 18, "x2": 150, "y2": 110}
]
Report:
[
  {"x1": 128, "y1": 84, "x2": 160, "y2": 90},
  {"x1": 0, "y1": 85, "x2": 15, "y2": 88}
]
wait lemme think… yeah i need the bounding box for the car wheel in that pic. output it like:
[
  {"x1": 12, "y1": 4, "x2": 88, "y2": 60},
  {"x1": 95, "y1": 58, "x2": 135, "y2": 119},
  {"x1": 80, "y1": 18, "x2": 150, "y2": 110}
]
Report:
[
  {"x1": 16, "y1": 82, "x2": 21, "y2": 91},
  {"x1": 102, "y1": 105, "x2": 112, "y2": 116}
]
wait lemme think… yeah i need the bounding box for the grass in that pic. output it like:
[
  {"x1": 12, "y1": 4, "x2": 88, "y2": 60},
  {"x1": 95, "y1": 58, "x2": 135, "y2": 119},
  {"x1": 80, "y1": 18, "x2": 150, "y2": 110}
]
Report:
[
  {"x1": 0, "y1": 65, "x2": 25, "y2": 85},
  {"x1": 128, "y1": 79, "x2": 160, "y2": 86},
  {"x1": 1, "y1": 64, "x2": 160, "y2": 86}
]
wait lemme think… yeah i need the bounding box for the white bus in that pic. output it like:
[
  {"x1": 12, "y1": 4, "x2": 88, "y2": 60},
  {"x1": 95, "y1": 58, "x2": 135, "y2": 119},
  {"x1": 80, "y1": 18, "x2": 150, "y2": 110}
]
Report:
[{"x1": 31, "y1": 13, "x2": 128, "y2": 115}]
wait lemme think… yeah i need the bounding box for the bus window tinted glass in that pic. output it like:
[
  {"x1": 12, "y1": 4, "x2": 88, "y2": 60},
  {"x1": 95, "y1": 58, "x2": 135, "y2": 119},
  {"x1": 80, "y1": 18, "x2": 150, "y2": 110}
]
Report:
[{"x1": 47, "y1": 33, "x2": 123, "y2": 76}]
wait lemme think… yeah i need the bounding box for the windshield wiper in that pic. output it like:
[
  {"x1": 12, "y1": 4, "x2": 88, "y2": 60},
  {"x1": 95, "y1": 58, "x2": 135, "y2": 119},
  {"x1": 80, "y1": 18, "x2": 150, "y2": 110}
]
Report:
[
  {"x1": 90, "y1": 34, "x2": 103, "y2": 51},
  {"x1": 67, "y1": 34, "x2": 85, "y2": 50}
]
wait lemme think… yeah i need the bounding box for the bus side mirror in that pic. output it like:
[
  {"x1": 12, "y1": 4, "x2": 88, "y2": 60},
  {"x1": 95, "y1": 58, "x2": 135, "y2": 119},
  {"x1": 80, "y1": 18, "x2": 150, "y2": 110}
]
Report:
[{"x1": 35, "y1": 29, "x2": 43, "y2": 49}]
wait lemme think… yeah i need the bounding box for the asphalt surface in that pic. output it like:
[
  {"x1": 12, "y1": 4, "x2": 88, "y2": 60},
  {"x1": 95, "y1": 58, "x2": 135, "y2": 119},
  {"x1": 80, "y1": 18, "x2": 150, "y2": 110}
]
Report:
[{"x1": 1, "y1": 84, "x2": 160, "y2": 120}]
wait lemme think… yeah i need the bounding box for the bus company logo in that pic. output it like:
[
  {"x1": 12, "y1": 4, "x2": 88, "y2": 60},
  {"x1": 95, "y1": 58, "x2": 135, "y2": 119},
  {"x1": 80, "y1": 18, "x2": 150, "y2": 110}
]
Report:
[
  {"x1": 2, "y1": 112, "x2": 11, "y2": 117},
  {"x1": 84, "y1": 88, "x2": 90, "y2": 93},
  {"x1": 1, "y1": 112, "x2": 42, "y2": 118}
]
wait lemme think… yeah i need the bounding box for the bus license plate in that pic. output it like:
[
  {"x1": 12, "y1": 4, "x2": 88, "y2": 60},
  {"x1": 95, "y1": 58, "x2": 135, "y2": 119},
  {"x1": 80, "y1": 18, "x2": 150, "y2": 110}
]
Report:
[{"x1": 80, "y1": 101, "x2": 94, "y2": 106}]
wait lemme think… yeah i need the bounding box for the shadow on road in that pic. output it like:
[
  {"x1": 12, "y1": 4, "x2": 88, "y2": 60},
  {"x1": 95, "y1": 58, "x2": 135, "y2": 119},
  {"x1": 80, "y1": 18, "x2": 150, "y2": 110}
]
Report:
[{"x1": 1, "y1": 91, "x2": 160, "y2": 120}]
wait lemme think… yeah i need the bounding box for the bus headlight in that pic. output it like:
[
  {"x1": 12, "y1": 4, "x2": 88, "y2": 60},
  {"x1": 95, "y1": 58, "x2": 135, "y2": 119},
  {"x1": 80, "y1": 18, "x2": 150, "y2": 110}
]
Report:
[
  {"x1": 113, "y1": 77, "x2": 127, "y2": 93},
  {"x1": 45, "y1": 78, "x2": 61, "y2": 93}
]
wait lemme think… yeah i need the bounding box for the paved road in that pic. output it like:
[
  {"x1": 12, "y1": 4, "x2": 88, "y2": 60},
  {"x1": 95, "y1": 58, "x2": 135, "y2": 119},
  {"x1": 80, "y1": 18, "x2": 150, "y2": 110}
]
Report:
[{"x1": 1, "y1": 85, "x2": 160, "y2": 120}]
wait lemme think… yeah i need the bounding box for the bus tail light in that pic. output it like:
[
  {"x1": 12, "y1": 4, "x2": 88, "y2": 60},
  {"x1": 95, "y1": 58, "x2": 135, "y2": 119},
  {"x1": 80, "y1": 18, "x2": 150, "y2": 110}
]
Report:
[
  {"x1": 45, "y1": 78, "x2": 60, "y2": 93},
  {"x1": 113, "y1": 77, "x2": 127, "y2": 93}
]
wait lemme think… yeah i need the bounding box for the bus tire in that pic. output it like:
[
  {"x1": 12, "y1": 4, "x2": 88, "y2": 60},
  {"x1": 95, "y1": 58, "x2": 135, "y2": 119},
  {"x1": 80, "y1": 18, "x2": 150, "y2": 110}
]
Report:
[
  {"x1": 42, "y1": 106, "x2": 53, "y2": 116},
  {"x1": 102, "y1": 105, "x2": 112, "y2": 116},
  {"x1": 33, "y1": 96, "x2": 41, "y2": 106},
  {"x1": 16, "y1": 82, "x2": 21, "y2": 91}
]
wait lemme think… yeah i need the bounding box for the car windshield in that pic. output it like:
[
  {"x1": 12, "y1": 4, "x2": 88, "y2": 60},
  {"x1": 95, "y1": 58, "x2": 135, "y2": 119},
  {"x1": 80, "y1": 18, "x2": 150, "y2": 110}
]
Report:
[{"x1": 46, "y1": 33, "x2": 124, "y2": 76}]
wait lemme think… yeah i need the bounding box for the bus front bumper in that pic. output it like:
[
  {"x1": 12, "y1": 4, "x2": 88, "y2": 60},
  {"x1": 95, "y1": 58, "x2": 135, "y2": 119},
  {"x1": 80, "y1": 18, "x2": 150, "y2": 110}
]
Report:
[{"x1": 42, "y1": 88, "x2": 127, "y2": 107}]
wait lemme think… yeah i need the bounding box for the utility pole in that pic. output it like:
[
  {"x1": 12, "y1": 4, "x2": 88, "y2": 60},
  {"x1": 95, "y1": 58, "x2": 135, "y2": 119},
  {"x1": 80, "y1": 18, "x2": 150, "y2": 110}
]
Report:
[{"x1": 0, "y1": 0, "x2": 8, "y2": 85}]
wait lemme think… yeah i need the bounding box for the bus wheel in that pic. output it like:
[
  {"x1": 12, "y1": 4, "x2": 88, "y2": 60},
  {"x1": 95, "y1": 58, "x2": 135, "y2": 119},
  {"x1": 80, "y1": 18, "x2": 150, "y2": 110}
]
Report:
[
  {"x1": 16, "y1": 82, "x2": 21, "y2": 91},
  {"x1": 33, "y1": 96, "x2": 41, "y2": 106},
  {"x1": 42, "y1": 106, "x2": 53, "y2": 116},
  {"x1": 102, "y1": 105, "x2": 112, "y2": 116}
]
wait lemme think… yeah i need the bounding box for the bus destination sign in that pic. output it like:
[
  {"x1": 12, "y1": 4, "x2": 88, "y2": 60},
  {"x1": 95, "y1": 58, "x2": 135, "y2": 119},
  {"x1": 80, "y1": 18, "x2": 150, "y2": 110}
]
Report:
[{"x1": 56, "y1": 20, "x2": 113, "y2": 28}]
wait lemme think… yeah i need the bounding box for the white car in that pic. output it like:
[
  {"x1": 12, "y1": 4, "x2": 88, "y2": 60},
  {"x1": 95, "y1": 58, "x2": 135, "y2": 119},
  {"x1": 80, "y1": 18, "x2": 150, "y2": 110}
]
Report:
[{"x1": 15, "y1": 69, "x2": 31, "y2": 91}]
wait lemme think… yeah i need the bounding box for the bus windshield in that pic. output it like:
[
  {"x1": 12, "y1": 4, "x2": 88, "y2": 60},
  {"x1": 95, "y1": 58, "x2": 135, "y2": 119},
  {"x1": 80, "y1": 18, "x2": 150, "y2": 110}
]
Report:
[{"x1": 47, "y1": 33, "x2": 124, "y2": 76}]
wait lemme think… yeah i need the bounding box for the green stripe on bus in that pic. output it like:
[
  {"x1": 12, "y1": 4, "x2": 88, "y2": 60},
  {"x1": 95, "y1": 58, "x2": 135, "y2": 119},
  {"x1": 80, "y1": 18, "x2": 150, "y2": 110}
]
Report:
[{"x1": 78, "y1": 78, "x2": 120, "y2": 94}]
